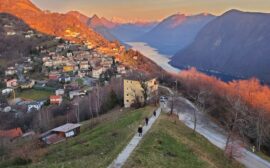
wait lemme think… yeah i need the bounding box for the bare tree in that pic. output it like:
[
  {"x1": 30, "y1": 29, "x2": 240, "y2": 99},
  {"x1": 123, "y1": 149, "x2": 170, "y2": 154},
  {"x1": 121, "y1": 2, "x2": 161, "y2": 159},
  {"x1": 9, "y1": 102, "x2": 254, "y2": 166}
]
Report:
[
  {"x1": 139, "y1": 80, "x2": 149, "y2": 107},
  {"x1": 254, "y1": 108, "x2": 268, "y2": 152},
  {"x1": 189, "y1": 90, "x2": 210, "y2": 134},
  {"x1": 88, "y1": 93, "x2": 94, "y2": 119},
  {"x1": 224, "y1": 95, "x2": 247, "y2": 159},
  {"x1": 169, "y1": 93, "x2": 175, "y2": 115}
]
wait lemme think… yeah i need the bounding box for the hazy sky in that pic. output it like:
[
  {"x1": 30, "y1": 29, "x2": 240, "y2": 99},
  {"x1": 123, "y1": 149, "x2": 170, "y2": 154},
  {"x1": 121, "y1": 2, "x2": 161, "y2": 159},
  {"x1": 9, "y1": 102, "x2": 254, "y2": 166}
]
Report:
[{"x1": 31, "y1": 0, "x2": 270, "y2": 21}]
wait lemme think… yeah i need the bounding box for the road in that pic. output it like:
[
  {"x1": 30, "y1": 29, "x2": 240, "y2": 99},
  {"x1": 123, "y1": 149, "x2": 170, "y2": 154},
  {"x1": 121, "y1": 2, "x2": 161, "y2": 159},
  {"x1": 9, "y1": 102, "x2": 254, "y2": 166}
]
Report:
[{"x1": 161, "y1": 86, "x2": 270, "y2": 168}]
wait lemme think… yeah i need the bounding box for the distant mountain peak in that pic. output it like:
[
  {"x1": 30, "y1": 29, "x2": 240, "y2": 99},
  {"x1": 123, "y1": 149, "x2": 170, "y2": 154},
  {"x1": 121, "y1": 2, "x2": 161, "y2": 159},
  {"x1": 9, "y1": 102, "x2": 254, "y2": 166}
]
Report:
[
  {"x1": 88, "y1": 14, "x2": 118, "y2": 29},
  {"x1": 160, "y1": 13, "x2": 187, "y2": 28},
  {"x1": 66, "y1": 10, "x2": 89, "y2": 24},
  {"x1": 92, "y1": 14, "x2": 100, "y2": 20}
]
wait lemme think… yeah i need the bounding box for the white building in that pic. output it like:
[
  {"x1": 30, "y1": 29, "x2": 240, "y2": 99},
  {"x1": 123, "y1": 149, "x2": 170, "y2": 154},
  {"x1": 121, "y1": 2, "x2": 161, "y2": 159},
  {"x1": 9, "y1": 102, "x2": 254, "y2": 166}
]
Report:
[
  {"x1": 27, "y1": 101, "x2": 45, "y2": 113},
  {"x1": 92, "y1": 67, "x2": 103, "y2": 79},
  {"x1": 5, "y1": 67, "x2": 17, "y2": 76},
  {"x1": 55, "y1": 89, "x2": 65, "y2": 96}
]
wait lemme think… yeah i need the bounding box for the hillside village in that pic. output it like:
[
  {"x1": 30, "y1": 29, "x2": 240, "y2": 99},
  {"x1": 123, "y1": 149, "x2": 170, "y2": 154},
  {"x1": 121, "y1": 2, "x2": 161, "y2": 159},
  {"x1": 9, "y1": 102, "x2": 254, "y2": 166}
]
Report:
[{"x1": 0, "y1": 25, "x2": 160, "y2": 145}]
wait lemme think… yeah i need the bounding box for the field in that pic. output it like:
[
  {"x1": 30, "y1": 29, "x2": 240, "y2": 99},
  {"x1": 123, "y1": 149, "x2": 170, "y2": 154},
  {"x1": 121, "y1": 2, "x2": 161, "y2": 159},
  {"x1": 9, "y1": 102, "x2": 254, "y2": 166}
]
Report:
[
  {"x1": 124, "y1": 113, "x2": 243, "y2": 168},
  {"x1": 0, "y1": 107, "x2": 244, "y2": 168},
  {"x1": 24, "y1": 106, "x2": 155, "y2": 168},
  {"x1": 16, "y1": 89, "x2": 53, "y2": 100}
]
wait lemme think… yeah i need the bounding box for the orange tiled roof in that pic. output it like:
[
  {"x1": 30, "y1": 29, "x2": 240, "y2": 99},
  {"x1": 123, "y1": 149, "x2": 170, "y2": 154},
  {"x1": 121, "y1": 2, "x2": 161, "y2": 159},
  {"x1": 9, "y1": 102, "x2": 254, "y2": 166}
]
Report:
[{"x1": 0, "y1": 128, "x2": 23, "y2": 139}]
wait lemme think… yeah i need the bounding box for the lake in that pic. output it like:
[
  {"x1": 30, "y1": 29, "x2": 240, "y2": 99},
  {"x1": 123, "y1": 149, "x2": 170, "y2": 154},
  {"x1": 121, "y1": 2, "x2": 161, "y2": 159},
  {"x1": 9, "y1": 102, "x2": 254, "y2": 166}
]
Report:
[
  {"x1": 127, "y1": 42, "x2": 181, "y2": 74},
  {"x1": 127, "y1": 42, "x2": 243, "y2": 82}
]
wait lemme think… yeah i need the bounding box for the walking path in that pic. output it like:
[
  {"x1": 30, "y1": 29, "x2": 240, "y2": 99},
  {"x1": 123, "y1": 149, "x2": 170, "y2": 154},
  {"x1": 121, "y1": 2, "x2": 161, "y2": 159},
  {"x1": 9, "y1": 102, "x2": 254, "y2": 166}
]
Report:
[{"x1": 108, "y1": 107, "x2": 161, "y2": 168}]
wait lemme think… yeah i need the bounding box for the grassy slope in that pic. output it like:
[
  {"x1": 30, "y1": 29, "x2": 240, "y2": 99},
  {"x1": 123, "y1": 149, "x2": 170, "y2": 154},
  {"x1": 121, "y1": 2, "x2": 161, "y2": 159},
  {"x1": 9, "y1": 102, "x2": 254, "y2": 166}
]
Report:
[
  {"x1": 124, "y1": 113, "x2": 244, "y2": 168},
  {"x1": 26, "y1": 106, "x2": 155, "y2": 168}
]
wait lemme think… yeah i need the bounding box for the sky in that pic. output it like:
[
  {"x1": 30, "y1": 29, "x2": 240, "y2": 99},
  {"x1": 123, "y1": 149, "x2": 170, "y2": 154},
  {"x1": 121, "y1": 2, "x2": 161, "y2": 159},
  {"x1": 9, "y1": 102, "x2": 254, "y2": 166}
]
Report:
[{"x1": 31, "y1": 0, "x2": 270, "y2": 21}]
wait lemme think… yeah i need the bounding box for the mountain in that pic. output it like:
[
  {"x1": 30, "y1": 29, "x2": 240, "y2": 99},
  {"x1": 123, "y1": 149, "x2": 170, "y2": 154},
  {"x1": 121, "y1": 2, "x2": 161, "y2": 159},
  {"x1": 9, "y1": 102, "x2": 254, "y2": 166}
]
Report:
[
  {"x1": 110, "y1": 22, "x2": 158, "y2": 42},
  {"x1": 87, "y1": 15, "x2": 118, "y2": 41},
  {"x1": 87, "y1": 14, "x2": 158, "y2": 43},
  {"x1": 170, "y1": 10, "x2": 270, "y2": 83},
  {"x1": 66, "y1": 11, "x2": 89, "y2": 25},
  {"x1": 86, "y1": 14, "x2": 158, "y2": 43},
  {"x1": 0, "y1": 0, "x2": 110, "y2": 47},
  {"x1": 138, "y1": 13, "x2": 215, "y2": 55},
  {"x1": 0, "y1": 1, "x2": 164, "y2": 74},
  {"x1": 0, "y1": 13, "x2": 53, "y2": 66}
]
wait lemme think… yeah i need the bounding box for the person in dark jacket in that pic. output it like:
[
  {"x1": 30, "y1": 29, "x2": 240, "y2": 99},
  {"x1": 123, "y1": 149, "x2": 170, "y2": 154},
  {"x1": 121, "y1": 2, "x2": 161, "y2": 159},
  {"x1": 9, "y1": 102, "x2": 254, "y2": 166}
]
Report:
[
  {"x1": 138, "y1": 125, "x2": 143, "y2": 137},
  {"x1": 153, "y1": 110, "x2": 156, "y2": 117},
  {"x1": 145, "y1": 117, "x2": 149, "y2": 126}
]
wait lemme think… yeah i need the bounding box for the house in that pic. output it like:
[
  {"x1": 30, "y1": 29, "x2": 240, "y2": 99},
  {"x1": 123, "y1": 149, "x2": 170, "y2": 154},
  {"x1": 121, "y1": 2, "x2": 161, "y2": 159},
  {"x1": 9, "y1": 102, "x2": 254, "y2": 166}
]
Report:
[
  {"x1": 44, "y1": 61, "x2": 53, "y2": 67},
  {"x1": 27, "y1": 101, "x2": 45, "y2": 113},
  {"x1": 5, "y1": 67, "x2": 17, "y2": 76},
  {"x1": 124, "y1": 77, "x2": 158, "y2": 108},
  {"x1": 55, "y1": 89, "x2": 65, "y2": 96},
  {"x1": 23, "y1": 65, "x2": 33, "y2": 73},
  {"x1": 0, "y1": 128, "x2": 23, "y2": 141},
  {"x1": 69, "y1": 90, "x2": 80, "y2": 99},
  {"x1": 79, "y1": 61, "x2": 89, "y2": 70},
  {"x1": 67, "y1": 52, "x2": 73, "y2": 57},
  {"x1": 20, "y1": 80, "x2": 35, "y2": 89},
  {"x1": 6, "y1": 31, "x2": 16, "y2": 36},
  {"x1": 1, "y1": 88, "x2": 13, "y2": 95},
  {"x1": 48, "y1": 72, "x2": 60, "y2": 80},
  {"x1": 92, "y1": 67, "x2": 103, "y2": 79},
  {"x1": 6, "y1": 79, "x2": 18, "y2": 88},
  {"x1": 40, "y1": 123, "x2": 81, "y2": 145},
  {"x1": 50, "y1": 95, "x2": 63, "y2": 105},
  {"x1": 63, "y1": 65, "x2": 74, "y2": 72},
  {"x1": 59, "y1": 76, "x2": 71, "y2": 83},
  {"x1": 101, "y1": 57, "x2": 113, "y2": 68},
  {"x1": 89, "y1": 58, "x2": 101, "y2": 68},
  {"x1": 117, "y1": 65, "x2": 126, "y2": 74}
]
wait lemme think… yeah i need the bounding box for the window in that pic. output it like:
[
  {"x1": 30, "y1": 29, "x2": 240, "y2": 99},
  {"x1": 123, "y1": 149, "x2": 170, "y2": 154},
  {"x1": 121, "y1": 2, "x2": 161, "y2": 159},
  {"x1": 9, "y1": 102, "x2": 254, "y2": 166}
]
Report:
[{"x1": 126, "y1": 100, "x2": 129, "y2": 102}]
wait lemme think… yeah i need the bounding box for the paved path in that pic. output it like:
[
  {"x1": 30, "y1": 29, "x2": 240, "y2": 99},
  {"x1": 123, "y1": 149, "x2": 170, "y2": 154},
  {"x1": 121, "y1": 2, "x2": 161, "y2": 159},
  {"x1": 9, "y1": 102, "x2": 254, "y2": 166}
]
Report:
[
  {"x1": 162, "y1": 86, "x2": 270, "y2": 168},
  {"x1": 108, "y1": 107, "x2": 161, "y2": 168}
]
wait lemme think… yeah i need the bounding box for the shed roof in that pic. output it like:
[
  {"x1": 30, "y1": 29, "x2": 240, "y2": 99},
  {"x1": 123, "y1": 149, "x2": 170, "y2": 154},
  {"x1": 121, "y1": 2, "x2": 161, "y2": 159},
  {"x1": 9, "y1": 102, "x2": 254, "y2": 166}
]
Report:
[
  {"x1": 0, "y1": 128, "x2": 23, "y2": 139},
  {"x1": 52, "y1": 123, "x2": 81, "y2": 133}
]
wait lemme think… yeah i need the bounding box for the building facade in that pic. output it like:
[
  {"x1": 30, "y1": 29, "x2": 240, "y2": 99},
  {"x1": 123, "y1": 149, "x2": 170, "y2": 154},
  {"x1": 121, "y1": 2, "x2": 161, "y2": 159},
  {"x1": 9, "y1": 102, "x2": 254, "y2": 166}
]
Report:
[{"x1": 124, "y1": 78, "x2": 158, "y2": 108}]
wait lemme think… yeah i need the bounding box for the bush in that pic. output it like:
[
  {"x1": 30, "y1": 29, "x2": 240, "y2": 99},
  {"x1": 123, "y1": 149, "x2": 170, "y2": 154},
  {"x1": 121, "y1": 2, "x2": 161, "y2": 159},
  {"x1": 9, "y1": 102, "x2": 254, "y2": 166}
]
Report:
[{"x1": 13, "y1": 157, "x2": 32, "y2": 166}]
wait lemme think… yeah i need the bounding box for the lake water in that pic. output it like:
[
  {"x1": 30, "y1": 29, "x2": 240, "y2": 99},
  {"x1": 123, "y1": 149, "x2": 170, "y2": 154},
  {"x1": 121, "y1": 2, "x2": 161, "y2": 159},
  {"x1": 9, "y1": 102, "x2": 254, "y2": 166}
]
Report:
[
  {"x1": 127, "y1": 42, "x2": 180, "y2": 74},
  {"x1": 127, "y1": 42, "x2": 243, "y2": 82}
]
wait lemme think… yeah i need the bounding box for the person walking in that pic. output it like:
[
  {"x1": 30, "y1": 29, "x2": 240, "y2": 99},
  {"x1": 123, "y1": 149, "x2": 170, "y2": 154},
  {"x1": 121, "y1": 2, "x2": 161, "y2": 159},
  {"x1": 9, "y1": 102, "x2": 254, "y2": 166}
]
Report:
[
  {"x1": 153, "y1": 110, "x2": 156, "y2": 117},
  {"x1": 138, "y1": 125, "x2": 143, "y2": 137},
  {"x1": 145, "y1": 117, "x2": 149, "y2": 126}
]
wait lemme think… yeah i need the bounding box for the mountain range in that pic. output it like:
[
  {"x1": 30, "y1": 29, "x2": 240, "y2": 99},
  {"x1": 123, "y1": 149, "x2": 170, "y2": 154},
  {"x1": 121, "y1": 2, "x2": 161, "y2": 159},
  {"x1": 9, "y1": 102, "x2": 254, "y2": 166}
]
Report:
[
  {"x1": 0, "y1": 0, "x2": 164, "y2": 74},
  {"x1": 170, "y1": 10, "x2": 270, "y2": 83},
  {"x1": 137, "y1": 13, "x2": 215, "y2": 55},
  {"x1": 67, "y1": 11, "x2": 157, "y2": 44}
]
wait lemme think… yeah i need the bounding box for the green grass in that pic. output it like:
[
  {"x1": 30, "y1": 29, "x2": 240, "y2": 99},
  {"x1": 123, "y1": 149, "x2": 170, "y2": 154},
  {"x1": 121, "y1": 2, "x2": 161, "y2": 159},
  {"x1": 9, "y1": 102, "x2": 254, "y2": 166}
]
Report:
[
  {"x1": 25, "y1": 106, "x2": 155, "y2": 168},
  {"x1": 16, "y1": 89, "x2": 53, "y2": 100},
  {"x1": 124, "y1": 113, "x2": 244, "y2": 168},
  {"x1": 256, "y1": 151, "x2": 270, "y2": 162}
]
